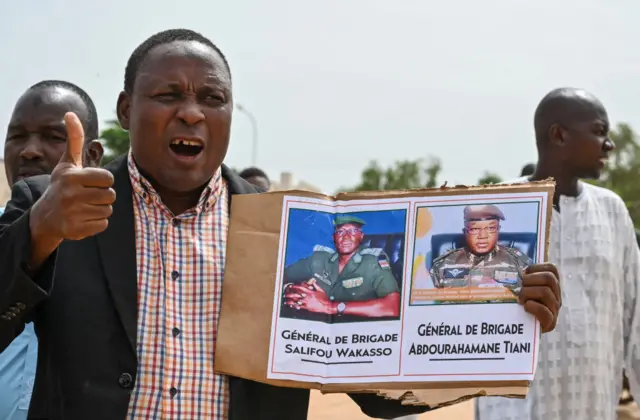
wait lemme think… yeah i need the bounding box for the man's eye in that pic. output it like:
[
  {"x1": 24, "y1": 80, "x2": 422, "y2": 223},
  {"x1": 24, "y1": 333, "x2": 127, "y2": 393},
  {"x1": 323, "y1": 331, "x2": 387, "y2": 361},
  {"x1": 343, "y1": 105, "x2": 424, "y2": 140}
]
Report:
[
  {"x1": 155, "y1": 92, "x2": 180, "y2": 99},
  {"x1": 206, "y1": 94, "x2": 225, "y2": 102}
]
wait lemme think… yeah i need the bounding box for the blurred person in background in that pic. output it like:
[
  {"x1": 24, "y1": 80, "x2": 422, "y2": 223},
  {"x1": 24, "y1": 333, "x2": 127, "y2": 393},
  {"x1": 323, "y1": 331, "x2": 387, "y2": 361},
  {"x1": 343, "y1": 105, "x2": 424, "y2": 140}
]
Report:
[
  {"x1": 520, "y1": 163, "x2": 535, "y2": 177},
  {"x1": 0, "y1": 79, "x2": 102, "y2": 419},
  {"x1": 239, "y1": 166, "x2": 270, "y2": 190},
  {"x1": 476, "y1": 87, "x2": 640, "y2": 420}
]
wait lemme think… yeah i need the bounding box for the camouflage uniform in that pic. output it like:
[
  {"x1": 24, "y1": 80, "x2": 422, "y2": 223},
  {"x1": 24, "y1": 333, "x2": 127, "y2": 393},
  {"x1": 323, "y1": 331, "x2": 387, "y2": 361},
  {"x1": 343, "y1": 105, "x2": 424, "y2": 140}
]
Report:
[
  {"x1": 429, "y1": 204, "x2": 532, "y2": 296},
  {"x1": 430, "y1": 245, "x2": 532, "y2": 295}
]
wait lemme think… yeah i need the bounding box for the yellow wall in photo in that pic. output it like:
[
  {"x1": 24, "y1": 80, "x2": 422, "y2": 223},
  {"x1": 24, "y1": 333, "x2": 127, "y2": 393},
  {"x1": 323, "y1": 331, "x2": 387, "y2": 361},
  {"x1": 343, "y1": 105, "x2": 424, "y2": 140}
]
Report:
[
  {"x1": 412, "y1": 207, "x2": 434, "y2": 290},
  {"x1": 415, "y1": 207, "x2": 433, "y2": 239}
]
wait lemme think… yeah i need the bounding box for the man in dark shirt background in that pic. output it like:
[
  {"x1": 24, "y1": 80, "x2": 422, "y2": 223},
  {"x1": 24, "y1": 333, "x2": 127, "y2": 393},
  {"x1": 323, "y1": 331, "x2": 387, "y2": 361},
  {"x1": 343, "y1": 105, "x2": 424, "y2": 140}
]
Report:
[
  {"x1": 239, "y1": 166, "x2": 270, "y2": 191},
  {"x1": 520, "y1": 163, "x2": 536, "y2": 177}
]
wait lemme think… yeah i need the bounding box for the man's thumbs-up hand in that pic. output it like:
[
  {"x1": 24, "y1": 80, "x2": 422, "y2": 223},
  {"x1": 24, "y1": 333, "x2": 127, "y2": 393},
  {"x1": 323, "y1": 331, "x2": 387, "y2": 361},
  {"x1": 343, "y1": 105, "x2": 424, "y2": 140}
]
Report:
[
  {"x1": 58, "y1": 112, "x2": 86, "y2": 169},
  {"x1": 30, "y1": 112, "x2": 116, "y2": 247}
]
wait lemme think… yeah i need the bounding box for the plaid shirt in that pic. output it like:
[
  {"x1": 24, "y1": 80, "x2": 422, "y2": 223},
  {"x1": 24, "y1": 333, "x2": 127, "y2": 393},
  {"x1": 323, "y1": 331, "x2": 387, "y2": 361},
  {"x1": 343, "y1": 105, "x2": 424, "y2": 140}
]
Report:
[{"x1": 125, "y1": 153, "x2": 230, "y2": 419}]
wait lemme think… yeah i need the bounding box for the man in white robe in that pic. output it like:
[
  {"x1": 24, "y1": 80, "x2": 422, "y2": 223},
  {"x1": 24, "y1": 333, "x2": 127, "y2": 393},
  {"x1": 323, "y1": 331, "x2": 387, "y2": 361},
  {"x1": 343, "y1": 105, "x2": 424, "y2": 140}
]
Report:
[{"x1": 476, "y1": 87, "x2": 640, "y2": 420}]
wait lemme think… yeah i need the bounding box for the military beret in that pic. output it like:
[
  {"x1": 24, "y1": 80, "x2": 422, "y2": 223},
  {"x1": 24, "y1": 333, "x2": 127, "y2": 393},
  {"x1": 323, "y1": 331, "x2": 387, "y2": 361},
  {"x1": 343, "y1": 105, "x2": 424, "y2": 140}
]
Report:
[
  {"x1": 463, "y1": 205, "x2": 505, "y2": 221},
  {"x1": 334, "y1": 215, "x2": 366, "y2": 227}
]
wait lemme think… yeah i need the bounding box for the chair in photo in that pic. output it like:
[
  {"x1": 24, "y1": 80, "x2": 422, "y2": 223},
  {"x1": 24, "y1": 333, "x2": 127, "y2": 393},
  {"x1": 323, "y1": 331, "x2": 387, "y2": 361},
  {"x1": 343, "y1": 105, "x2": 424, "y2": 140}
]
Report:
[{"x1": 361, "y1": 233, "x2": 406, "y2": 289}]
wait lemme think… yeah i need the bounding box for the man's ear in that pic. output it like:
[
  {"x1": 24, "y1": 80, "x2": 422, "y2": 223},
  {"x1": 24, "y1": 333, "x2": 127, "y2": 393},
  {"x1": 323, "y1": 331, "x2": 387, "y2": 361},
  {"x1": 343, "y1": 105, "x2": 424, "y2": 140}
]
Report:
[
  {"x1": 548, "y1": 123, "x2": 566, "y2": 147},
  {"x1": 84, "y1": 140, "x2": 105, "y2": 167},
  {"x1": 116, "y1": 91, "x2": 131, "y2": 130}
]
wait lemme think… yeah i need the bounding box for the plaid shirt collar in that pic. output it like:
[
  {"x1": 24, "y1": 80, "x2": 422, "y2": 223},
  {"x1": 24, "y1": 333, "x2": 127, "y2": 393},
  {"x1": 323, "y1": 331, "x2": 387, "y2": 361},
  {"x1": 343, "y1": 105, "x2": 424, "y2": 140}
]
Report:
[{"x1": 126, "y1": 150, "x2": 222, "y2": 215}]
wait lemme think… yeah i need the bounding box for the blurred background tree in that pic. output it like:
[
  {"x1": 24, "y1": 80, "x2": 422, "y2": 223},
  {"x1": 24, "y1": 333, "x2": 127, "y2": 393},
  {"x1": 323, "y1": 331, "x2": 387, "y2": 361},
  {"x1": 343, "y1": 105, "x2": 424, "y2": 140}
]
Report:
[
  {"x1": 345, "y1": 157, "x2": 442, "y2": 192},
  {"x1": 99, "y1": 118, "x2": 130, "y2": 166},
  {"x1": 591, "y1": 122, "x2": 640, "y2": 227},
  {"x1": 345, "y1": 158, "x2": 505, "y2": 193},
  {"x1": 477, "y1": 171, "x2": 503, "y2": 185}
]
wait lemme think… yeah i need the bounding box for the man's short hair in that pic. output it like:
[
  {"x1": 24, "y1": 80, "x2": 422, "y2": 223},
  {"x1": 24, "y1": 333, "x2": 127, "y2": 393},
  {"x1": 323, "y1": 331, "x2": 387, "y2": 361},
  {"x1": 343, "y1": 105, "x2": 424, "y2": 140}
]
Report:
[
  {"x1": 239, "y1": 167, "x2": 269, "y2": 182},
  {"x1": 520, "y1": 163, "x2": 536, "y2": 177},
  {"x1": 124, "y1": 28, "x2": 231, "y2": 94},
  {"x1": 28, "y1": 80, "x2": 99, "y2": 141}
]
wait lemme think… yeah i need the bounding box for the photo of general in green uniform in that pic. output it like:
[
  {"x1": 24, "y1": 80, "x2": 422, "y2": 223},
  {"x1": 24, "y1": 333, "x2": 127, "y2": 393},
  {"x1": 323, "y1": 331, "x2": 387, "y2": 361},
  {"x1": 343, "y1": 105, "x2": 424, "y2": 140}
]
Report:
[
  {"x1": 280, "y1": 211, "x2": 406, "y2": 324},
  {"x1": 429, "y1": 204, "x2": 533, "y2": 297}
]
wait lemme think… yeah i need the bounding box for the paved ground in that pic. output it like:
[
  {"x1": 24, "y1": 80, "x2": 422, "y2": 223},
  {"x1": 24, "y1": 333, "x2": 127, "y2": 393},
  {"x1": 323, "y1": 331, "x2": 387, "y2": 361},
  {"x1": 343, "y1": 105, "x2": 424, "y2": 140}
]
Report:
[{"x1": 308, "y1": 391, "x2": 474, "y2": 420}]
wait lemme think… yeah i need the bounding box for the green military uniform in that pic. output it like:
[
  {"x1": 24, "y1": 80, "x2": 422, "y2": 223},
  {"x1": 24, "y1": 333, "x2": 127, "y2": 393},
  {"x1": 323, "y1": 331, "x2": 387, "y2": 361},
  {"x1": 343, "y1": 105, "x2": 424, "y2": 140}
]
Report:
[
  {"x1": 430, "y1": 245, "x2": 532, "y2": 295},
  {"x1": 283, "y1": 215, "x2": 399, "y2": 302},
  {"x1": 284, "y1": 245, "x2": 399, "y2": 302},
  {"x1": 429, "y1": 204, "x2": 532, "y2": 296}
]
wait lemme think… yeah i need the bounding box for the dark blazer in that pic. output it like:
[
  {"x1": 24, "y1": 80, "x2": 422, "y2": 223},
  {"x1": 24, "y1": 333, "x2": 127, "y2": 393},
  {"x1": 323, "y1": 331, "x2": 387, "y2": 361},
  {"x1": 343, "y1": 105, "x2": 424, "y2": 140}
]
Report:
[{"x1": 0, "y1": 156, "x2": 429, "y2": 420}]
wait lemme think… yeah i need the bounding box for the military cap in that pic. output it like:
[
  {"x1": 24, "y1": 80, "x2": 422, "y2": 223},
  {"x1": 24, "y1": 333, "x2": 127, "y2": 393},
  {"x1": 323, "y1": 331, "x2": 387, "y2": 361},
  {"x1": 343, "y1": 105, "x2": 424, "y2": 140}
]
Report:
[
  {"x1": 463, "y1": 205, "x2": 505, "y2": 222},
  {"x1": 334, "y1": 215, "x2": 366, "y2": 227}
]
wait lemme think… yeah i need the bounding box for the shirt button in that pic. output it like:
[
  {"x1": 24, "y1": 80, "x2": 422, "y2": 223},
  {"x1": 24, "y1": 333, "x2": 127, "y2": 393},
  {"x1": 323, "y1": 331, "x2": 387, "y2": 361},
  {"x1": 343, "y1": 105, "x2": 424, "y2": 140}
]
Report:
[
  {"x1": 171, "y1": 271, "x2": 180, "y2": 281},
  {"x1": 329, "y1": 296, "x2": 334, "y2": 301},
  {"x1": 172, "y1": 327, "x2": 180, "y2": 337},
  {"x1": 170, "y1": 387, "x2": 178, "y2": 397},
  {"x1": 172, "y1": 218, "x2": 181, "y2": 227},
  {"x1": 118, "y1": 372, "x2": 134, "y2": 389}
]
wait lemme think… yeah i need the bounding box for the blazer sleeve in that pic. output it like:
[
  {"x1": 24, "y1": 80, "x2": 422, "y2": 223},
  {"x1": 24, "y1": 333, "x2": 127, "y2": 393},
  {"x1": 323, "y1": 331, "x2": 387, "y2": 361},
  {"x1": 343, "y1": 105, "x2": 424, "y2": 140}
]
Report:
[
  {"x1": 348, "y1": 392, "x2": 432, "y2": 418},
  {"x1": 0, "y1": 176, "x2": 57, "y2": 350}
]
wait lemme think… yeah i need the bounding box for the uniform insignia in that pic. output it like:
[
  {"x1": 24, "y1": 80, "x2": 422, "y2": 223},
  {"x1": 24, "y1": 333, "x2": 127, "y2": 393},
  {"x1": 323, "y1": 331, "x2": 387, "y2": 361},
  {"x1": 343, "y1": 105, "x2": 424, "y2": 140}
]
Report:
[
  {"x1": 378, "y1": 259, "x2": 390, "y2": 269},
  {"x1": 503, "y1": 246, "x2": 532, "y2": 266},
  {"x1": 494, "y1": 270, "x2": 519, "y2": 284},
  {"x1": 313, "y1": 272, "x2": 332, "y2": 286},
  {"x1": 313, "y1": 245, "x2": 335, "y2": 254},
  {"x1": 444, "y1": 268, "x2": 469, "y2": 279},
  {"x1": 360, "y1": 248, "x2": 383, "y2": 257},
  {"x1": 436, "y1": 248, "x2": 457, "y2": 260},
  {"x1": 342, "y1": 277, "x2": 364, "y2": 288}
]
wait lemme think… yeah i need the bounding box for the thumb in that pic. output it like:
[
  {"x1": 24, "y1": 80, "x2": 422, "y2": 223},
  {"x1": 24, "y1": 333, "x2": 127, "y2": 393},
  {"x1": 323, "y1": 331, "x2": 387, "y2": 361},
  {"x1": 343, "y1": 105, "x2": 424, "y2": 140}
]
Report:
[{"x1": 60, "y1": 112, "x2": 85, "y2": 168}]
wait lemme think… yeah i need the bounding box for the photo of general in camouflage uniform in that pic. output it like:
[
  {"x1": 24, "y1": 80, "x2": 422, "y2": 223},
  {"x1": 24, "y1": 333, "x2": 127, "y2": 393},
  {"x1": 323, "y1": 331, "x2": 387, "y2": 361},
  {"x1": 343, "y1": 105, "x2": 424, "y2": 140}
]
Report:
[
  {"x1": 281, "y1": 213, "x2": 405, "y2": 324},
  {"x1": 429, "y1": 204, "x2": 533, "y2": 298}
]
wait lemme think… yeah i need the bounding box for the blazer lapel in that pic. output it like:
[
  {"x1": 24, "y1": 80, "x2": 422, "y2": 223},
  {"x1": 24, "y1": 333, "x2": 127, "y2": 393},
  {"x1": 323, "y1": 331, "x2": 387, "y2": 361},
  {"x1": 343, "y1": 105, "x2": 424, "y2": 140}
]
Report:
[{"x1": 96, "y1": 156, "x2": 138, "y2": 356}]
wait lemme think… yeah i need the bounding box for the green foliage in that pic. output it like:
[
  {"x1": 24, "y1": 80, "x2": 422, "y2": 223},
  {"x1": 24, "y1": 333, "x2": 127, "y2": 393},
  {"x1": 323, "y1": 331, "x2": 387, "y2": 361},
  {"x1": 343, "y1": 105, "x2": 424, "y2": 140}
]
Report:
[
  {"x1": 591, "y1": 122, "x2": 640, "y2": 227},
  {"x1": 99, "y1": 119, "x2": 130, "y2": 166},
  {"x1": 477, "y1": 172, "x2": 503, "y2": 185},
  {"x1": 346, "y1": 158, "x2": 442, "y2": 192},
  {"x1": 345, "y1": 159, "x2": 507, "y2": 194}
]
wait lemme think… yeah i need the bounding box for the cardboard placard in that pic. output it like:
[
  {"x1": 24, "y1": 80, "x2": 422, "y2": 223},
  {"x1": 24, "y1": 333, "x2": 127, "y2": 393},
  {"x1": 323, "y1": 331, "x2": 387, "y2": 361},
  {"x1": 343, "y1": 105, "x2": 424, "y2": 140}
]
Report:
[{"x1": 215, "y1": 181, "x2": 555, "y2": 407}]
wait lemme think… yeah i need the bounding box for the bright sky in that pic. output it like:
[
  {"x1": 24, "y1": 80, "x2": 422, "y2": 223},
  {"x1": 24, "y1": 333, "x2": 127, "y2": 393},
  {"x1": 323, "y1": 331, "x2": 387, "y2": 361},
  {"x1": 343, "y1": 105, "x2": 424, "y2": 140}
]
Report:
[{"x1": 1, "y1": 0, "x2": 639, "y2": 194}]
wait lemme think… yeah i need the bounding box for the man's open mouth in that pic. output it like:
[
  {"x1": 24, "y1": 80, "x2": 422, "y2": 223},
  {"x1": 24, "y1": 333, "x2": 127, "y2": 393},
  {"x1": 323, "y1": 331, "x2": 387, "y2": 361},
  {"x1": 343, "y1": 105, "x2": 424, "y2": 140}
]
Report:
[{"x1": 169, "y1": 139, "x2": 204, "y2": 157}]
